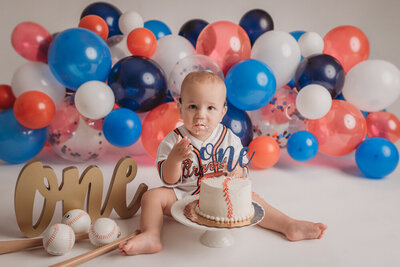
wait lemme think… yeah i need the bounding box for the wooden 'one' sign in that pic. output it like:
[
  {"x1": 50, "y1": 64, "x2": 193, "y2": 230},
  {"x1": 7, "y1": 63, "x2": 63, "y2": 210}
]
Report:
[{"x1": 14, "y1": 156, "x2": 148, "y2": 237}]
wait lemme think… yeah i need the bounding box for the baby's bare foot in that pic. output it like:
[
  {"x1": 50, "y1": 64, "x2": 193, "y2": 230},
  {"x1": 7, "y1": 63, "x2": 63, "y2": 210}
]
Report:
[
  {"x1": 285, "y1": 220, "x2": 327, "y2": 241},
  {"x1": 119, "y1": 232, "x2": 162, "y2": 255}
]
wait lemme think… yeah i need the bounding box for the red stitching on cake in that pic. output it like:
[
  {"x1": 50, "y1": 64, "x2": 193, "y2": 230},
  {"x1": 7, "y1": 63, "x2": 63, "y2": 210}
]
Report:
[
  {"x1": 90, "y1": 222, "x2": 117, "y2": 240},
  {"x1": 44, "y1": 224, "x2": 59, "y2": 250},
  {"x1": 65, "y1": 212, "x2": 86, "y2": 226},
  {"x1": 223, "y1": 177, "x2": 233, "y2": 219}
]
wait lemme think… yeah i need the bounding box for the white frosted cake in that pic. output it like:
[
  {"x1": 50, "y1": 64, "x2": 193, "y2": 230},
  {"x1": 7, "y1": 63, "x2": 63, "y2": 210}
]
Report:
[{"x1": 195, "y1": 176, "x2": 254, "y2": 223}]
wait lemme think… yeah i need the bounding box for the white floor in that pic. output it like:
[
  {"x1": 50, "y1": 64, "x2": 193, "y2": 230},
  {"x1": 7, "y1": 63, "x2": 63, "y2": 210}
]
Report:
[{"x1": 1, "y1": 146, "x2": 399, "y2": 267}]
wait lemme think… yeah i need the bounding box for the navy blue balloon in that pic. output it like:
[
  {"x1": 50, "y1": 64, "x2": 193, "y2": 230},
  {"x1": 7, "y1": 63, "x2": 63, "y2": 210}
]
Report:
[
  {"x1": 178, "y1": 19, "x2": 209, "y2": 48},
  {"x1": 48, "y1": 28, "x2": 111, "y2": 90},
  {"x1": 108, "y1": 56, "x2": 167, "y2": 112},
  {"x1": 144, "y1": 20, "x2": 172, "y2": 40},
  {"x1": 355, "y1": 137, "x2": 399, "y2": 179},
  {"x1": 103, "y1": 108, "x2": 142, "y2": 147},
  {"x1": 239, "y1": 9, "x2": 274, "y2": 45},
  {"x1": 287, "y1": 131, "x2": 319, "y2": 161},
  {"x1": 0, "y1": 109, "x2": 47, "y2": 164},
  {"x1": 290, "y1": 30, "x2": 306, "y2": 41},
  {"x1": 294, "y1": 54, "x2": 345, "y2": 98},
  {"x1": 80, "y1": 2, "x2": 122, "y2": 37},
  {"x1": 225, "y1": 59, "x2": 276, "y2": 111},
  {"x1": 222, "y1": 102, "x2": 253, "y2": 147}
]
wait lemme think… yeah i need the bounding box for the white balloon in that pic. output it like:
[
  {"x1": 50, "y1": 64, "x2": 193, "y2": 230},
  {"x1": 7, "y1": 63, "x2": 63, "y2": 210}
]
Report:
[
  {"x1": 107, "y1": 35, "x2": 131, "y2": 66},
  {"x1": 11, "y1": 62, "x2": 65, "y2": 105},
  {"x1": 118, "y1": 11, "x2": 144, "y2": 35},
  {"x1": 296, "y1": 84, "x2": 332, "y2": 119},
  {"x1": 151, "y1": 35, "x2": 195, "y2": 79},
  {"x1": 342, "y1": 60, "x2": 400, "y2": 112},
  {"x1": 251, "y1": 31, "x2": 301, "y2": 89},
  {"x1": 75, "y1": 81, "x2": 115, "y2": 119},
  {"x1": 298, "y1": 32, "x2": 324, "y2": 58}
]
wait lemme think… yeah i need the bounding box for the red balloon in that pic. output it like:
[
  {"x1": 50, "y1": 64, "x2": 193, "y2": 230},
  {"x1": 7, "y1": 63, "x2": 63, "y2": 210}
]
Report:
[
  {"x1": 79, "y1": 15, "x2": 109, "y2": 41},
  {"x1": 0, "y1": 84, "x2": 16, "y2": 109},
  {"x1": 14, "y1": 91, "x2": 56, "y2": 129},
  {"x1": 11, "y1": 22, "x2": 53, "y2": 62},
  {"x1": 127, "y1": 28, "x2": 157, "y2": 58},
  {"x1": 308, "y1": 100, "x2": 367, "y2": 157},
  {"x1": 196, "y1": 21, "x2": 251, "y2": 75},
  {"x1": 323, "y1": 25, "x2": 369, "y2": 73},
  {"x1": 366, "y1": 111, "x2": 400, "y2": 143},
  {"x1": 248, "y1": 136, "x2": 280, "y2": 169},
  {"x1": 141, "y1": 102, "x2": 183, "y2": 159}
]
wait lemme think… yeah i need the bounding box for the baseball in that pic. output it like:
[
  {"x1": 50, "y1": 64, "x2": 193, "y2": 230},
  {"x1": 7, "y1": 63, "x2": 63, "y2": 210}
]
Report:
[
  {"x1": 89, "y1": 218, "x2": 120, "y2": 247},
  {"x1": 61, "y1": 209, "x2": 91, "y2": 234},
  {"x1": 42, "y1": 223, "x2": 75, "y2": 255}
]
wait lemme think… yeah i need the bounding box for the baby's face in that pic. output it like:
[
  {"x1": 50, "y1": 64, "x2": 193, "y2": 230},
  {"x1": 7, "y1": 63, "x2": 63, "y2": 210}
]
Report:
[{"x1": 178, "y1": 81, "x2": 227, "y2": 141}]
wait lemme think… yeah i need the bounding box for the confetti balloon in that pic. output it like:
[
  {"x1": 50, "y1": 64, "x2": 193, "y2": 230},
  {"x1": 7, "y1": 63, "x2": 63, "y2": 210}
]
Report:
[
  {"x1": 308, "y1": 100, "x2": 367, "y2": 157},
  {"x1": 48, "y1": 97, "x2": 107, "y2": 162},
  {"x1": 366, "y1": 111, "x2": 400, "y2": 143},
  {"x1": 356, "y1": 137, "x2": 399, "y2": 179},
  {"x1": 248, "y1": 136, "x2": 280, "y2": 169},
  {"x1": 196, "y1": 21, "x2": 251, "y2": 75},
  {"x1": 168, "y1": 54, "x2": 223, "y2": 102},
  {"x1": 11, "y1": 22, "x2": 53, "y2": 62},
  {"x1": 323, "y1": 25, "x2": 369, "y2": 73},
  {"x1": 249, "y1": 88, "x2": 307, "y2": 147},
  {"x1": 141, "y1": 102, "x2": 183, "y2": 159},
  {"x1": 107, "y1": 35, "x2": 131, "y2": 66}
]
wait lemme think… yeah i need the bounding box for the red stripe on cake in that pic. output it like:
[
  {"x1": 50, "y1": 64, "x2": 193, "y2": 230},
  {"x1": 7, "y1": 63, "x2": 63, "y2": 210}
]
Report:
[{"x1": 223, "y1": 177, "x2": 233, "y2": 219}]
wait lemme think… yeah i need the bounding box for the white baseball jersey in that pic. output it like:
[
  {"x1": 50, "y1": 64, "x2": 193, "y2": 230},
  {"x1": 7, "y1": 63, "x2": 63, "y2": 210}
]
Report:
[{"x1": 156, "y1": 124, "x2": 248, "y2": 199}]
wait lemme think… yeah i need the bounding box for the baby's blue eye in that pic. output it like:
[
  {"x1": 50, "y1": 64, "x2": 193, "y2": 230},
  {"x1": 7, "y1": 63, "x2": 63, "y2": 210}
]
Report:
[{"x1": 189, "y1": 105, "x2": 197, "y2": 109}]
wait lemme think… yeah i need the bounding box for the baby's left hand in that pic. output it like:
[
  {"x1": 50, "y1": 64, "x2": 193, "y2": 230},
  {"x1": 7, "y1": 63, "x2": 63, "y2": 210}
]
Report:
[{"x1": 225, "y1": 160, "x2": 244, "y2": 178}]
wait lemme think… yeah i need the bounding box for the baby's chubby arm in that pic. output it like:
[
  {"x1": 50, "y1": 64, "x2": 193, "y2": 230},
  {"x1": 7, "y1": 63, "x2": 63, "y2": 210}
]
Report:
[{"x1": 161, "y1": 136, "x2": 193, "y2": 185}]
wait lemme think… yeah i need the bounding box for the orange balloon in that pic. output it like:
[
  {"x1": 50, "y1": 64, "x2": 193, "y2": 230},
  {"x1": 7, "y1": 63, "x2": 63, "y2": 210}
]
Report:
[
  {"x1": 13, "y1": 91, "x2": 56, "y2": 129},
  {"x1": 196, "y1": 21, "x2": 251, "y2": 75},
  {"x1": 366, "y1": 111, "x2": 400, "y2": 143},
  {"x1": 308, "y1": 100, "x2": 367, "y2": 157},
  {"x1": 248, "y1": 136, "x2": 280, "y2": 169},
  {"x1": 323, "y1": 25, "x2": 369, "y2": 73},
  {"x1": 79, "y1": 15, "x2": 109, "y2": 40},
  {"x1": 141, "y1": 102, "x2": 183, "y2": 159},
  {"x1": 127, "y1": 28, "x2": 157, "y2": 58}
]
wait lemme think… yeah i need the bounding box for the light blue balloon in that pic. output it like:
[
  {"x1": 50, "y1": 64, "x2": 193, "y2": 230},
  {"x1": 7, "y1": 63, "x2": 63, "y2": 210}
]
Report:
[
  {"x1": 103, "y1": 108, "x2": 142, "y2": 147},
  {"x1": 144, "y1": 20, "x2": 172, "y2": 40},
  {"x1": 0, "y1": 109, "x2": 47, "y2": 164},
  {"x1": 225, "y1": 59, "x2": 276, "y2": 111},
  {"x1": 48, "y1": 28, "x2": 111, "y2": 90},
  {"x1": 355, "y1": 137, "x2": 399, "y2": 179},
  {"x1": 287, "y1": 131, "x2": 318, "y2": 161}
]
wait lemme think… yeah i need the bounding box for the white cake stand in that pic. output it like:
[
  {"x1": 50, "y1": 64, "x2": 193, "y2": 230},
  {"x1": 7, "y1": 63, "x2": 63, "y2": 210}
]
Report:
[{"x1": 171, "y1": 195, "x2": 265, "y2": 248}]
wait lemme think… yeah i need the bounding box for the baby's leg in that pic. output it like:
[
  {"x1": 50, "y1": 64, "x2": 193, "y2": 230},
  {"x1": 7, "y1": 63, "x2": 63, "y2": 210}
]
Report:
[
  {"x1": 253, "y1": 192, "x2": 327, "y2": 241},
  {"x1": 119, "y1": 187, "x2": 177, "y2": 255}
]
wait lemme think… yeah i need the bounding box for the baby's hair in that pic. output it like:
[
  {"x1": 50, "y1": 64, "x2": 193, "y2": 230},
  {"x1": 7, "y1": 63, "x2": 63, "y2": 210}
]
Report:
[{"x1": 180, "y1": 71, "x2": 227, "y2": 105}]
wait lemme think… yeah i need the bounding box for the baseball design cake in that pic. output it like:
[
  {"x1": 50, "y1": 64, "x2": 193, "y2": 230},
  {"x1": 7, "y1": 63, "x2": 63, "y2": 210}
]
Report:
[{"x1": 195, "y1": 176, "x2": 254, "y2": 223}]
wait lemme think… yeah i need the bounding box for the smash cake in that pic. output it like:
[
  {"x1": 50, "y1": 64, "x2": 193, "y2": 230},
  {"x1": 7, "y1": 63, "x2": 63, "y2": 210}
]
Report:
[{"x1": 193, "y1": 176, "x2": 255, "y2": 224}]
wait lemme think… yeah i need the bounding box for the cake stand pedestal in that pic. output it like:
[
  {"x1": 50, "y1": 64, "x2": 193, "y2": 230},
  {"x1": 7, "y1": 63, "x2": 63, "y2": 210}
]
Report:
[{"x1": 171, "y1": 195, "x2": 264, "y2": 248}]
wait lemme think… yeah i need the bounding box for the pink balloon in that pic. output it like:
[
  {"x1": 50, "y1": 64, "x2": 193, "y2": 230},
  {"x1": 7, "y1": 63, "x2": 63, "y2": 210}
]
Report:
[
  {"x1": 308, "y1": 100, "x2": 367, "y2": 157},
  {"x1": 366, "y1": 111, "x2": 400, "y2": 143},
  {"x1": 196, "y1": 21, "x2": 251, "y2": 75},
  {"x1": 11, "y1": 22, "x2": 53, "y2": 62}
]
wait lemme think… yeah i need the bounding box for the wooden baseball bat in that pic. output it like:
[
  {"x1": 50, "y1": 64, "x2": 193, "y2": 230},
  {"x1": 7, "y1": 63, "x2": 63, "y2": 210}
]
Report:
[
  {"x1": 50, "y1": 230, "x2": 140, "y2": 267},
  {"x1": 0, "y1": 233, "x2": 89, "y2": 255}
]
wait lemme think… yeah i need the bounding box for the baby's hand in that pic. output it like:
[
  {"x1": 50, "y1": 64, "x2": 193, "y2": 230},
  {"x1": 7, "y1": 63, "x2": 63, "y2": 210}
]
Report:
[
  {"x1": 168, "y1": 136, "x2": 193, "y2": 163},
  {"x1": 224, "y1": 160, "x2": 245, "y2": 178}
]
